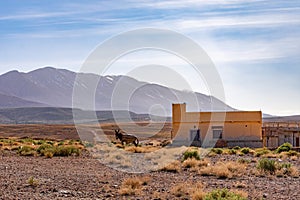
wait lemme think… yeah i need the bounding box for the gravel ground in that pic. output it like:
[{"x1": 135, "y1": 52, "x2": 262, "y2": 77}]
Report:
[{"x1": 0, "y1": 150, "x2": 299, "y2": 200}]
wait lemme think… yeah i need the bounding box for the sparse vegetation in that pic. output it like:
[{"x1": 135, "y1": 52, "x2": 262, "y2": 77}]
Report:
[
  {"x1": 161, "y1": 161, "x2": 181, "y2": 173},
  {"x1": 240, "y1": 147, "x2": 250, "y2": 154},
  {"x1": 203, "y1": 188, "x2": 247, "y2": 200},
  {"x1": 254, "y1": 148, "x2": 271, "y2": 157},
  {"x1": 119, "y1": 177, "x2": 142, "y2": 196},
  {"x1": 210, "y1": 148, "x2": 223, "y2": 154},
  {"x1": 275, "y1": 142, "x2": 292, "y2": 153},
  {"x1": 1, "y1": 138, "x2": 83, "y2": 157},
  {"x1": 171, "y1": 183, "x2": 189, "y2": 197},
  {"x1": 257, "y1": 158, "x2": 276, "y2": 174},
  {"x1": 17, "y1": 146, "x2": 36, "y2": 156},
  {"x1": 183, "y1": 149, "x2": 201, "y2": 161},
  {"x1": 27, "y1": 176, "x2": 39, "y2": 187}
]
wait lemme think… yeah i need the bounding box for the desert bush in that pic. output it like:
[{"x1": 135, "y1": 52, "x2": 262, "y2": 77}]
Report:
[
  {"x1": 20, "y1": 138, "x2": 34, "y2": 144},
  {"x1": 240, "y1": 148, "x2": 250, "y2": 154},
  {"x1": 0, "y1": 138, "x2": 13, "y2": 144},
  {"x1": 44, "y1": 151, "x2": 54, "y2": 158},
  {"x1": 225, "y1": 161, "x2": 247, "y2": 176},
  {"x1": 199, "y1": 161, "x2": 247, "y2": 179},
  {"x1": 171, "y1": 183, "x2": 189, "y2": 197},
  {"x1": 182, "y1": 158, "x2": 199, "y2": 168},
  {"x1": 46, "y1": 141, "x2": 54, "y2": 145},
  {"x1": 37, "y1": 143, "x2": 53, "y2": 153},
  {"x1": 54, "y1": 145, "x2": 80, "y2": 156},
  {"x1": 191, "y1": 190, "x2": 206, "y2": 200},
  {"x1": 27, "y1": 176, "x2": 39, "y2": 187},
  {"x1": 237, "y1": 158, "x2": 251, "y2": 164},
  {"x1": 17, "y1": 146, "x2": 36, "y2": 156},
  {"x1": 57, "y1": 141, "x2": 65, "y2": 146},
  {"x1": 275, "y1": 142, "x2": 292, "y2": 153},
  {"x1": 161, "y1": 161, "x2": 181, "y2": 173},
  {"x1": 257, "y1": 158, "x2": 276, "y2": 174},
  {"x1": 233, "y1": 146, "x2": 241, "y2": 150},
  {"x1": 254, "y1": 148, "x2": 271, "y2": 157},
  {"x1": 204, "y1": 188, "x2": 247, "y2": 200},
  {"x1": 228, "y1": 149, "x2": 237, "y2": 155},
  {"x1": 285, "y1": 150, "x2": 298, "y2": 157},
  {"x1": 199, "y1": 164, "x2": 232, "y2": 179},
  {"x1": 119, "y1": 177, "x2": 142, "y2": 196},
  {"x1": 32, "y1": 140, "x2": 45, "y2": 145},
  {"x1": 210, "y1": 148, "x2": 223, "y2": 154},
  {"x1": 183, "y1": 150, "x2": 200, "y2": 161}
]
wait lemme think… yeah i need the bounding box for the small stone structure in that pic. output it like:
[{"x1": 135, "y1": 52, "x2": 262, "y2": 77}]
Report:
[{"x1": 263, "y1": 122, "x2": 300, "y2": 148}]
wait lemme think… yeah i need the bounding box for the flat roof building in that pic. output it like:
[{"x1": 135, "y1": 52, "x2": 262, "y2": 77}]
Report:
[{"x1": 172, "y1": 103, "x2": 263, "y2": 148}]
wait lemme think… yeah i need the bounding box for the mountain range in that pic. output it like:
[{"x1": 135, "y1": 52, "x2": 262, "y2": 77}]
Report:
[
  {"x1": 0, "y1": 67, "x2": 298, "y2": 123},
  {"x1": 0, "y1": 67, "x2": 232, "y2": 114}
]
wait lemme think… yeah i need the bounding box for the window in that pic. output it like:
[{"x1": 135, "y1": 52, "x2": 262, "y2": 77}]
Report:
[
  {"x1": 212, "y1": 126, "x2": 223, "y2": 139},
  {"x1": 190, "y1": 129, "x2": 200, "y2": 141}
]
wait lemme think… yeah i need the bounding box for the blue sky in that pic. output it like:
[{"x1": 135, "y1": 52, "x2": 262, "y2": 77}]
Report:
[{"x1": 0, "y1": 0, "x2": 299, "y2": 115}]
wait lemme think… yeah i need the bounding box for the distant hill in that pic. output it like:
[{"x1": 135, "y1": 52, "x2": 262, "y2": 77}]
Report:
[
  {"x1": 0, "y1": 93, "x2": 48, "y2": 108},
  {"x1": 0, "y1": 107, "x2": 167, "y2": 124},
  {"x1": 263, "y1": 115, "x2": 300, "y2": 122},
  {"x1": 0, "y1": 67, "x2": 233, "y2": 115}
]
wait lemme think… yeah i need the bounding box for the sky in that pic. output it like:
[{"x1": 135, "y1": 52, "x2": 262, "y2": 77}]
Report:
[{"x1": 0, "y1": 0, "x2": 299, "y2": 116}]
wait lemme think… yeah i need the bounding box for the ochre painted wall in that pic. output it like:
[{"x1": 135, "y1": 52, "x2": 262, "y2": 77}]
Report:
[{"x1": 172, "y1": 104, "x2": 262, "y2": 143}]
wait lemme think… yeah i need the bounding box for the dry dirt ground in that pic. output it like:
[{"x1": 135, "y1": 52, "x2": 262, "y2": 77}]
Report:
[
  {"x1": 0, "y1": 124, "x2": 299, "y2": 200},
  {"x1": 0, "y1": 150, "x2": 299, "y2": 200}
]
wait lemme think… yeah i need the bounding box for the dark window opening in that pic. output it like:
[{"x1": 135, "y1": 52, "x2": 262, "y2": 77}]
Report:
[{"x1": 212, "y1": 126, "x2": 223, "y2": 139}]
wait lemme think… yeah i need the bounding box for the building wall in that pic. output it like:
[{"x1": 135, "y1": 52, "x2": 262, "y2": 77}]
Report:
[{"x1": 172, "y1": 103, "x2": 263, "y2": 148}]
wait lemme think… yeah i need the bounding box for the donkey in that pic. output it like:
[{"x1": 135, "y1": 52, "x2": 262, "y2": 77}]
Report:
[{"x1": 115, "y1": 129, "x2": 139, "y2": 147}]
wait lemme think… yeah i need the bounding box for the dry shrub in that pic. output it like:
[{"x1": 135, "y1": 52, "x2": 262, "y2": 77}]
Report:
[
  {"x1": 44, "y1": 151, "x2": 54, "y2": 158},
  {"x1": 231, "y1": 190, "x2": 248, "y2": 198},
  {"x1": 182, "y1": 158, "x2": 199, "y2": 168},
  {"x1": 125, "y1": 146, "x2": 159, "y2": 153},
  {"x1": 161, "y1": 160, "x2": 181, "y2": 173},
  {"x1": 191, "y1": 190, "x2": 206, "y2": 200},
  {"x1": 104, "y1": 151, "x2": 131, "y2": 167},
  {"x1": 171, "y1": 183, "x2": 189, "y2": 197},
  {"x1": 119, "y1": 177, "x2": 142, "y2": 196},
  {"x1": 27, "y1": 176, "x2": 39, "y2": 187},
  {"x1": 262, "y1": 153, "x2": 278, "y2": 158},
  {"x1": 225, "y1": 161, "x2": 247, "y2": 176},
  {"x1": 190, "y1": 183, "x2": 205, "y2": 200},
  {"x1": 290, "y1": 156, "x2": 298, "y2": 161},
  {"x1": 214, "y1": 165, "x2": 232, "y2": 179},
  {"x1": 199, "y1": 164, "x2": 232, "y2": 179},
  {"x1": 198, "y1": 161, "x2": 247, "y2": 179}
]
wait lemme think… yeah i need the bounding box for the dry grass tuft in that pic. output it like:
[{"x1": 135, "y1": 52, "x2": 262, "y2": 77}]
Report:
[
  {"x1": 289, "y1": 166, "x2": 299, "y2": 178},
  {"x1": 198, "y1": 161, "x2": 247, "y2": 179},
  {"x1": 119, "y1": 177, "x2": 142, "y2": 196},
  {"x1": 191, "y1": 190, "x2": 206, "y2": 200},
  {"x1": 125, "y1": 146, "x2": 159, "y2": 153},
  {"x1": 190, "y1": 183, "x2": 205, "y2": 200},
  {"x1": 231, "y1": 190, "x2": 248, "y2": 198},
  {"x1": 225, "y1": 161, "x2": 247, "y2": 176},
  {"x1": 161, "y1": 160, "x2": 181, "y2": 173},
  {"x1": 199, "y1": 164, "x2": 232, "y2": 179},
  {"x1": 182, "y1": 158, "x2": 199, "y2": 168},
  {"x1": 171, "y1": 183, "x2": 189, "y2": 197}
]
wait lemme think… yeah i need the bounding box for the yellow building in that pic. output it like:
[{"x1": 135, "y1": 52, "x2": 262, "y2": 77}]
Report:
[{"x1": 172, "y1": 103, "x2": 263, "y2": 148}]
